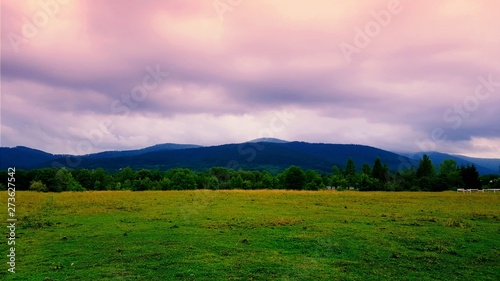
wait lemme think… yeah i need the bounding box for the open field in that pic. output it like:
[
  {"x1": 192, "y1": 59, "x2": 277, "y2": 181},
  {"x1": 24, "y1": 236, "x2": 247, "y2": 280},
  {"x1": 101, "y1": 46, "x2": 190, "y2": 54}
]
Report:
[{"x1": 1, "y1": 191, "x2": 499, "y2": 280}]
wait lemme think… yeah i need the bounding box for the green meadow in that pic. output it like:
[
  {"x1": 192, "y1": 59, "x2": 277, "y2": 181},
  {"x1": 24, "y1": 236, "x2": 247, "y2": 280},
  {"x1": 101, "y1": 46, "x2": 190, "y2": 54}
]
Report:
[{"x1": 1, "y1": 191, "x2": 499, "y2": 280}]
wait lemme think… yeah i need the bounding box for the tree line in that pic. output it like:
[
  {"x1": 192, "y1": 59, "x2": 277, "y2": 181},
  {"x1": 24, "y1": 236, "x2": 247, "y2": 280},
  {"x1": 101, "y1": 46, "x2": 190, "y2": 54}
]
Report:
[{"x1": 1, "y1": 155, "x2": 498, "y2": 192}]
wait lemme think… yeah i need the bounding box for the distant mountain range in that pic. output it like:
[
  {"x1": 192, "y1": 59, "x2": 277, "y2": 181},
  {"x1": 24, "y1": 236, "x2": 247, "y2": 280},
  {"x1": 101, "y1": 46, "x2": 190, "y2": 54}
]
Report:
[
  {"x1": 247, "y1": 138, "x2": 290, "y2": 144},
  {"x1": 402, "y1": 151, "x2": 499, "y2": 175},
  {"x1": 1, "y1": 139, "x2": 498, "y2": 175},
  {"x1": 85, "y1": 143, "x2": 202, "y2": 159}
]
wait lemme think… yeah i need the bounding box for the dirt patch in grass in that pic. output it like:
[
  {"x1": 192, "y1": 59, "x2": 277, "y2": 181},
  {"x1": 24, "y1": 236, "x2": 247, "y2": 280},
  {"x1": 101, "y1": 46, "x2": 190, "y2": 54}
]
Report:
[{"x1": 204, "y1": 217, "x2": 304, "y2": 229}]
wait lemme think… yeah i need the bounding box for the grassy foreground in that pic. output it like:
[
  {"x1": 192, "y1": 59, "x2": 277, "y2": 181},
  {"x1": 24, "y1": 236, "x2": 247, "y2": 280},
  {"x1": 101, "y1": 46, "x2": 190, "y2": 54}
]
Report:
[{"x1": 1, "y1": 191, "x2": 499, "y2": 280}]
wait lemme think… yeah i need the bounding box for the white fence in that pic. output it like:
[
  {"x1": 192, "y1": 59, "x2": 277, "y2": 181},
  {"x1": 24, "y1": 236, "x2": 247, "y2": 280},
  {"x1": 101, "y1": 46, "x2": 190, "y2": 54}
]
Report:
[{"x1": 457, "y1": 188, "x2": 500, "y2": 193}]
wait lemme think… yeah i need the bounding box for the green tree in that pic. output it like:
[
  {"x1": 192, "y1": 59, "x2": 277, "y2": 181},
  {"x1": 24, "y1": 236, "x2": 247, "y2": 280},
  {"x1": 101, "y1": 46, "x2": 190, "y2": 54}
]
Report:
[
  {"x1": 118, "y1": 167, "x2": 136, "y2": 183},
  {"x1": 204, "y1": 175, "x2": 220, "y2": 190},
  {"x1": 332, "y1": 166, "x2": 343, "y2": 177},
  {"x1": 261, "y1": 171, "x2": 276, "y2": 189},
  {"x1": 344, "y1": 158, "x2": 357, "y2": 187},
  {"x1": 30, "y1": 180, "x2": 48, "y2": 192},
  {"x1": 415, "y1": 155, "x2": 438, "y2": 191},
  {"x1": 356, "y1": 173, "x2": 379, "y2": 191},
  {"x1": 136, "y1": 169, "x2": 153, "y2": 180},
  {"x1": 480, "y1": 174, "x2": 500, "y2": 189},
  {"x1": 150, "y1": 170, "x2": 163, "y2": 182},
  {"x1": 372, "y1": 158, "x2": 388, "y2": 183},
  {"x1": 229, "y1": 175, "x2": 244, "y2": 189},
  {"x1": 92, "y1": 168, "x2": 111, "y2": 190},
  {"x1": 344, "y1": 158, "x2": 356, "y2": 177},
  {"x1": 73, "y1": 169, "x2": 93, "y2": 190},
  {"x1": 437, "y1": 159, "x2": 462, "y2": 191},
  {"x1": 108, "y1": 182, "x2": 122, "y2": 190},
  {"x1": 55, "y1": 168, "x2": 84, "y2": 192},
  {"x1": 158, "y1": 177, "x2": 172, "y2": 190},
  {"x1": 122, "y1": 179, "x2": 133, "y2": 190},
  {"x1": 304, "y1": 169, "x2": 323, "y2": 190},
  {"x1": 131, "y1": 177, "x2": 152, "y2": 191},
  {"x1": 362, "y1": 164, "x2": 371, "y2": 175},
  {"x1": 394, "y1": 167, "x2": 418, "y2": 191},
  {"x1": 459, "y1": 164, "x2": 481, "y2": 189},
  {"x1": 331, "y1": 165, "x2": 347, "y2": 189},
  {"x1": 33, "y1": 168, "x2": 57, "y2": 191},
  {"x1": 281, "y1": 166, "x2": 306, "y2": 190},
  {"x1": 210, "y1": 167, "x2": 231, "y2": 189},
  {"x1": 416, "y1": 155, "x2": 436, "y2": 178},
  {"x1": 439, "y1": 159, "x2": 458, "y2": 176},
  {"x1": 168, "y1": 168, "x2": 197, "y2": 190}
]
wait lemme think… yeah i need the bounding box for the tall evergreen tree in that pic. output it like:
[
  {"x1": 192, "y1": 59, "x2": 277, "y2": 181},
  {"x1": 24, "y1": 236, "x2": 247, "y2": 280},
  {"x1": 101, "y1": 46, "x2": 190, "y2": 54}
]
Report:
[
  {"x1": 345, "y1": 158, "x2": 356, "y2": 177},
  {"x1": 459, "y1": 164, "x2": 481, "y2": 189},
  {"x1": 416, "y1": 154, "x2": 436, "y2": 178},
  {"x1": 437, "y1": 159, "x2": 461, "y2": 190},
  {"x1": 362, "y1": 164, "x2": 371, "y2": 175},
  {"x1": 372, "y1": 158, "x2": 387, "y2": 183},
  {"x1": 415, "y1": 155, "x2": 438, "y2": 191}
]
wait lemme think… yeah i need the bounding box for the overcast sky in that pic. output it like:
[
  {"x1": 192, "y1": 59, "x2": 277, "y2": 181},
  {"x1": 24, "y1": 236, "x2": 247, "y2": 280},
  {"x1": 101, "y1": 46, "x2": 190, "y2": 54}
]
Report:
[{"x1": 1, "y1": 0, "x2": 500, "y2": 157}]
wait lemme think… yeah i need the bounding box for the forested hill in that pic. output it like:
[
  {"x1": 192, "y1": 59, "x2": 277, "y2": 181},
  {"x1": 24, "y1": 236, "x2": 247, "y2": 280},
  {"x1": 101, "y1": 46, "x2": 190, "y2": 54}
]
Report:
[
  {"x1": 0, "y1": 146, "x2": 58, "y2": 169},
  {"x1": 1, "y1": 141, "x2": 498, "y2": 174},
  {"x1": 50, "y1": 142, "x2": 415, "y2": 173},
  {"x1": 1, "y1": 141, "x2": 409, "y2": 172}
]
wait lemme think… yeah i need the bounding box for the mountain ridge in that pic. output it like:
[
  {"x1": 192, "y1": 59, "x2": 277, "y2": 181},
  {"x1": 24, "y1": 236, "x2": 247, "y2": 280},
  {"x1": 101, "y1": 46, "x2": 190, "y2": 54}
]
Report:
[
  {"x1": 1, "y1": 141, "x2": 498, "y2": 175},
  {"x1": 40, "y1": 141, "x2": 411, "y2": 173},
  {"x1": 402, "y1": 151, "x2": 498, "y2": 175}
]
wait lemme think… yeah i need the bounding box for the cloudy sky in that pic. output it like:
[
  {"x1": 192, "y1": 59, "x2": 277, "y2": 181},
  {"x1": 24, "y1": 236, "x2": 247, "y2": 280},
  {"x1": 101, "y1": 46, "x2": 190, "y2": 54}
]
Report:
[{"x1": 1, "y1": 0, "x2": 500, "y2": 157}]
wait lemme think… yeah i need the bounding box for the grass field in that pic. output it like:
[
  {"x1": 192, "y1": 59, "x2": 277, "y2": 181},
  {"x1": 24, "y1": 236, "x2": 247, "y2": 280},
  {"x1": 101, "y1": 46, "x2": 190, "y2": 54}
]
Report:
[{"x1": 1, "y1": 190, "x2": 499, "y2": 280}]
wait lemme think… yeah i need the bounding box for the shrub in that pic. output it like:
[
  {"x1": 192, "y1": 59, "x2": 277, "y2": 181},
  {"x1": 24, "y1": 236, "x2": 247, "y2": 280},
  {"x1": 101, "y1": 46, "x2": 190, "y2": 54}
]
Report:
[{"x1": 30, "y1": 180, "x2": 48, "y2": 192}]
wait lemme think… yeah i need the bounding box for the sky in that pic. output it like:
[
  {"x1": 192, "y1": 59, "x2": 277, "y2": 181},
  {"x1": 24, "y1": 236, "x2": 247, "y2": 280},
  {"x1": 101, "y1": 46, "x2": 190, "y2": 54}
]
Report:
[{"x1": 1, "y1": 0, "x2": 500, "y2": 158}]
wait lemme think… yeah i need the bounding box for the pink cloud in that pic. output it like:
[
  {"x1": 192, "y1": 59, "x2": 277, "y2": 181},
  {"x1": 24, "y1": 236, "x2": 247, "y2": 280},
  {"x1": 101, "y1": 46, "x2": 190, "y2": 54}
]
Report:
[{"x1": 2, "y1": 0, "x2": 500, "y2": 157}]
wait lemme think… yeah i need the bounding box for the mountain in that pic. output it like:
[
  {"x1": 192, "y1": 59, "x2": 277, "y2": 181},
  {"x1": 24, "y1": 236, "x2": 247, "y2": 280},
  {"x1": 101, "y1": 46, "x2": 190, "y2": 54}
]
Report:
[
  {"x1": 0, "y1": 143, "x2": 201, "y2": 170},
  {"x1": 1, "y1": 142, "x2": 498, "y2": 175},
  {"x1": 88, "y1": 143, "x2": 202, "y2": 159},
  {"x1": 0, "y1": 146, "x2": 60, "y2": 169},
  {"x1": 247, "y1": 138, "x2": 289, "y2": 143},
  {"x1": 454, "y1": 155, "x2": 499, "y2": 174},
  {"x1": 18, "y1": 141, "x2": 417, "y2": 173},
  {"x1": 403, "y1": 151, "x2": 499, "y2": 175}
]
